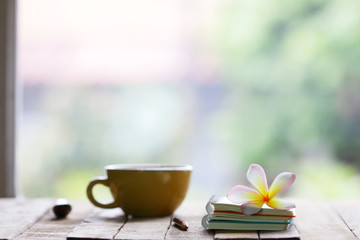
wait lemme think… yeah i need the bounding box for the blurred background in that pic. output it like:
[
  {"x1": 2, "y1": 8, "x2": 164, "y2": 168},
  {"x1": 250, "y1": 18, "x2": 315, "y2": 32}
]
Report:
[{"x1": 17, "y1": 0, "x2": 360, "y2": 200}]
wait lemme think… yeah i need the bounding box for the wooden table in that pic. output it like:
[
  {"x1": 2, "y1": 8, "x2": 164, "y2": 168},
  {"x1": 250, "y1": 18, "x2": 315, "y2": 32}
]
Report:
[{"x1": 0, "y1": 198, "x2": 359, "y2": 240}]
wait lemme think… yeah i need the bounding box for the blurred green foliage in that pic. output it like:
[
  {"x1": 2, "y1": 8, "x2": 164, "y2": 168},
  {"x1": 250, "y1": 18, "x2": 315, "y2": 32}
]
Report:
[
  {"x1": 19, "y1": 0, "x2": 360, "y2": 199},
  {"x1": 214, "y1": 0, "x2": 360, "y2": 172}
]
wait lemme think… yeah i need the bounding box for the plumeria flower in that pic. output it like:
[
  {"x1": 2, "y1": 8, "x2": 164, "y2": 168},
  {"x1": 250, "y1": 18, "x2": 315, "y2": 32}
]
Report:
[{"x1": 227, "y1": 164, "x2": 296, "y2": 215}]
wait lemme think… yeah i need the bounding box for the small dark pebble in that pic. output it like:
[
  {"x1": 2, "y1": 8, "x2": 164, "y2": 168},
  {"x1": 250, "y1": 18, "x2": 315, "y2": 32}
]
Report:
[{"x1": 53, "y1": 199, "x2": 72, "y2": 219}]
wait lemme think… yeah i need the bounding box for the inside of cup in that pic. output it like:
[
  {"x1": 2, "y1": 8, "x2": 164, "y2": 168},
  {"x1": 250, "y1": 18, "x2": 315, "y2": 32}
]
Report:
[{"x1": 105, "y1": 164, "x2": 193, "y2": 171}]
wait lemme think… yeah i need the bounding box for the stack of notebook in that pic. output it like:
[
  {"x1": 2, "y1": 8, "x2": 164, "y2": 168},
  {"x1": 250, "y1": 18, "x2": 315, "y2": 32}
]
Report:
[{"x1": 202, "y1": 196, "x2": 296, "y2": 231}]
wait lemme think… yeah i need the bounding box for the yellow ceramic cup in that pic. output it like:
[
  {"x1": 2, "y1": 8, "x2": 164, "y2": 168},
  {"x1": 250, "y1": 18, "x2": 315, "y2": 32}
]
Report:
[{"x1": 87, "y1": 164, "x2": 192, "y2": 217}]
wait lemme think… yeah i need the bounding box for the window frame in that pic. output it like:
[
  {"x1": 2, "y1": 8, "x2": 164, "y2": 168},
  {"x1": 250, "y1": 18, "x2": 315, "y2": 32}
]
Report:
[{"x1": 0, "y1": 0, "x2": 16, "y2": 197}]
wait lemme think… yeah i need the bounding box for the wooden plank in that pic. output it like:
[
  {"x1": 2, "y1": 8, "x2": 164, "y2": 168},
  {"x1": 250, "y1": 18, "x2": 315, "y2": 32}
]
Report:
[
  {"x1": 174, "y1": 199, "x2": 258, "y2": 239},
  {"x1": 0, "y1": 198, "x2": 20, "y2": 210},
  {"x1": 214, "y1": 230, "x2": 259, "y2": 240},
  {"x1": 295, "y1": 199, "x2": 357, "y2": 240},
  {"x1": 67, "y1": 207, "x2": 126, "y2": 240},
  {"x1": 213, "y1": 220, "x2": 300, "y2": 239},
  {"x1": 4, "y1": 198, "x2": 360, "y2": 240},
  {"x1": 166, "y1": 199, "x2": 214, "y2": 239},
  {"x1": 166, "y1": 216, "x2": 213, "y2": 239},
  {"x1": 15, "y1": 201, "x2": 94, "y2": 240},
  {"x1": 114, "y1": 216, "x2": 171, "y2": 240},
  {"x1": 0, "y1": 198, "x2": 54, "y2": 240},
  {"x1": 259, "y1": 224, "x2": 300, "y2": 239},
  {"x1": 332, "y1": 200, "x2": 360, "y2": 239}
]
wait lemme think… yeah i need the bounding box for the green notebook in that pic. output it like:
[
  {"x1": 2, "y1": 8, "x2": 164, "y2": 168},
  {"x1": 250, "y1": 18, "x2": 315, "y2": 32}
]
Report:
[
  {"x1": 202, "y1": 195, "x2": 296, "y2": 231},
  {"x1": 203, "y1": 217, "x2": 294, "y2": 231}
]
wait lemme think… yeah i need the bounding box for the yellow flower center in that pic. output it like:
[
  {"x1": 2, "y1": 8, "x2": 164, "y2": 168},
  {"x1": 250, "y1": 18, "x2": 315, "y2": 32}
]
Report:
[{"x1": 263, "y1": 194, "x2": 270, "y2": 203}]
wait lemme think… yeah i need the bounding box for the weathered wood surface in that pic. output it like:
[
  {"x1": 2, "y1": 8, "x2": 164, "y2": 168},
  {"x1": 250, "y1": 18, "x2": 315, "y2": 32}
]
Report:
[
  {"x1": 166, "y1": 200, "x2": 213, "y2": 239},
  {"x1": 0, "y1": 198, "x2": 54, "y2": 240},
  {"x1": 332, "y1": 200, "x2": 360, "y2": 239},
  {"x1": 67, "y1": 199, "x2": 213, "y2": 240},
  {"x1": 114, "y1": 216, "x2": 170, "y2": 240},
  {"x1": 67, "y1": 208, "x2": 126, "y2": 240},
  {"x1": 259, "y1": 225, "x2": 300, "y2": 240},
  {"x1": 295, "y1": 199, "x2": 358, "y2": 240},
  {"x1": 214, "y1": 230, "x2": 259, "y2": 240},
  {"x1": 1, "y1": 198, "x2": 360, "y2": 239},
  {"x1": 214, "y1": 225, "x2": 300, "y2": 240},
  {"x1": 214, "y1": 225, "x2": 301, "y2": 240},
  {"x1": 16, "y1": 201, "x2": 93, "y2": 240}
]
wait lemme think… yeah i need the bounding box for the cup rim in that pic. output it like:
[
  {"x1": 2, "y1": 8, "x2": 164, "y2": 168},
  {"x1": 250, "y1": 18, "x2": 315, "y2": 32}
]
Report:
[{"x1": 105, "y1": 163, "x2": 193, "y2": 171}]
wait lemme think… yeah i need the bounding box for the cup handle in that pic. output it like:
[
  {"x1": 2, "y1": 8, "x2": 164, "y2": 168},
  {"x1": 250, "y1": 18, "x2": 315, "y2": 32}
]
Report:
[{"x1": 87, "y1": 176, "x2": 118, "y2": 208}]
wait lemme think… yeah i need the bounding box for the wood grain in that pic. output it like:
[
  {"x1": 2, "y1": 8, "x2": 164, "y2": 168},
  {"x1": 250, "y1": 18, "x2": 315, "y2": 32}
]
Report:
[
  {"x1": 165, "y1": 198, "x2": 213, "y2": 239},
  {"x1": 16, "y1": 201, "x2": 93, "y2": 240},
  {"x1": 166, "y1": 216, "x2": 214, "y2": 239},
  {"x1": 259, "y1": 224, "x2": 300, "y2": 240},
  {"x1": 212, "y1": 224, "x2": 301, "y2": 239},
  {"x1": 1, "y1": 198, "x2": 360, "y2": 239},
  {"x1": 214, "y1": 230, "x2": 259, "y2": 240},
  {"x1": 332, "y1": 200, "x2": 360, "y2": 239},
  {"x1": 67, "y1": 207, "x2": 126, "y2": 240},
  {"x1": 0, "y1": 198, "x2": 53, "y2": 240},
  {"x1": 295, "y1": 199, "x2": 357, "y2": 240},
  {"x1": 114, "y1": 216, "x2": 171, "y2": 240}
]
